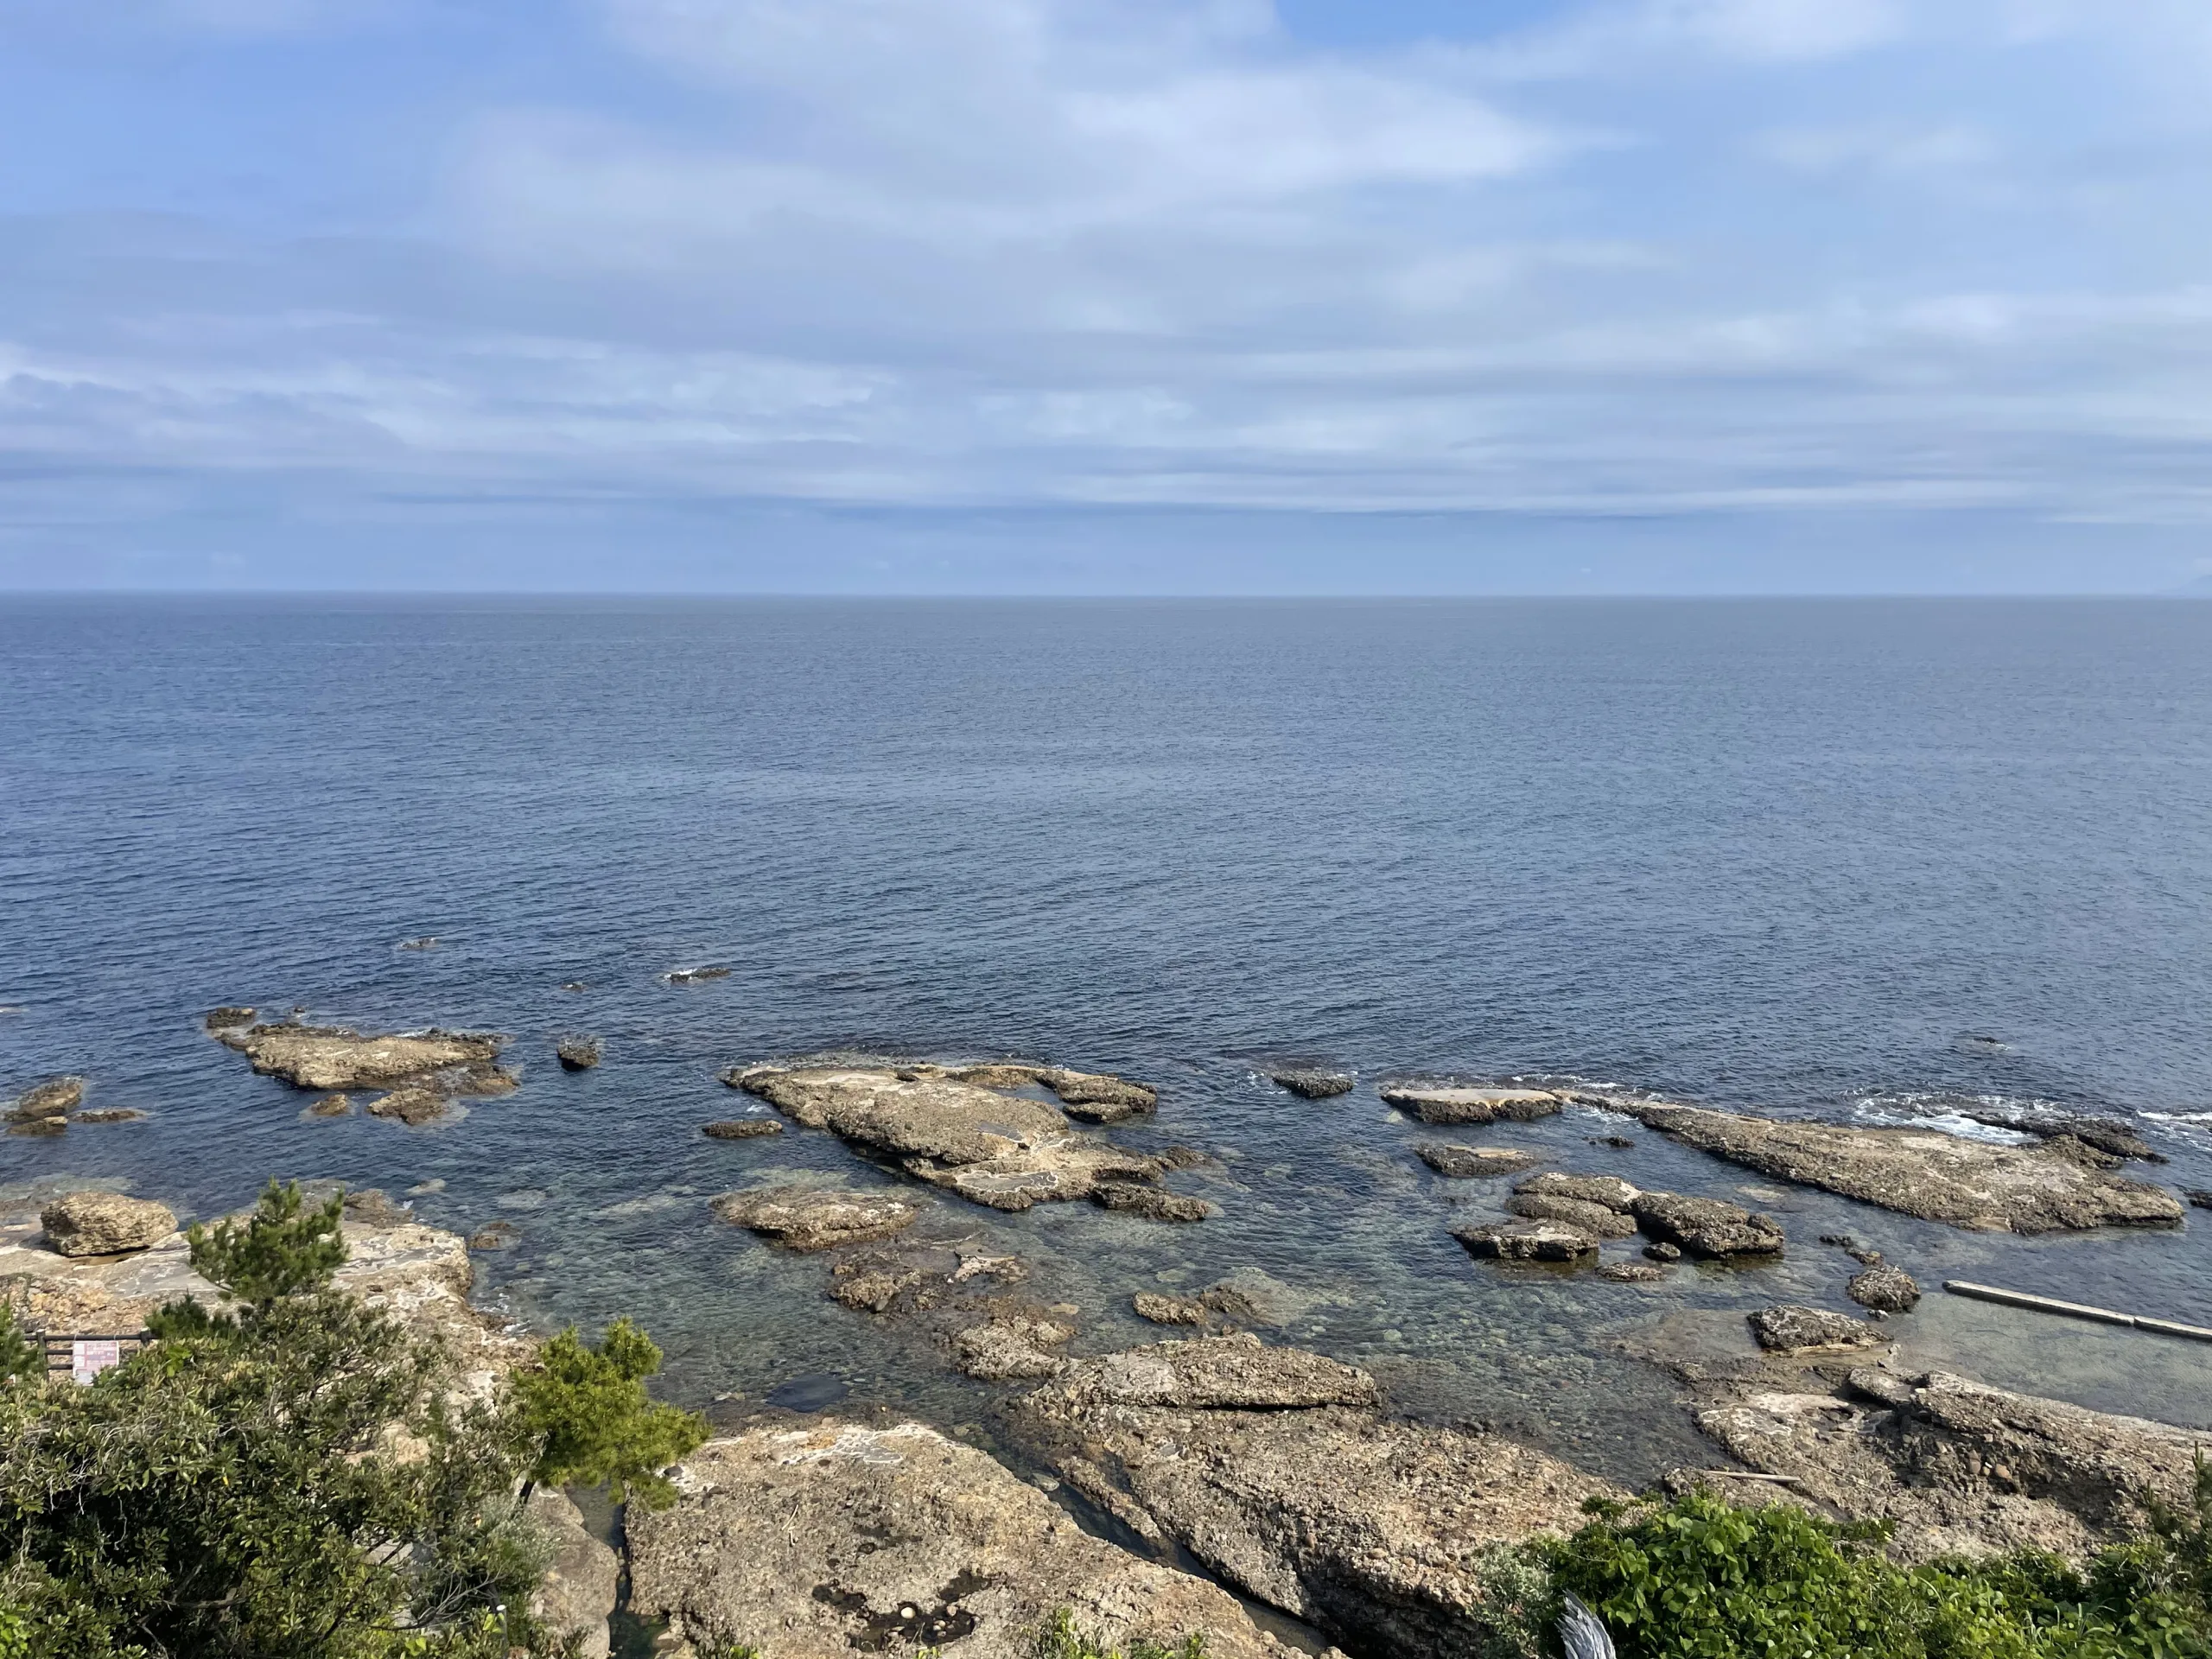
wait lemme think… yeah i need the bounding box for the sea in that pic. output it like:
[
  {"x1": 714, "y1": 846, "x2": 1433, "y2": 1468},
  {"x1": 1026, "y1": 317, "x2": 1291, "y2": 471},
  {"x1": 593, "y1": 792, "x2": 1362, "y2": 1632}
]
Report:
[{"x1": 4, "y1": 595, "x2": 2211, "y2": 1485}]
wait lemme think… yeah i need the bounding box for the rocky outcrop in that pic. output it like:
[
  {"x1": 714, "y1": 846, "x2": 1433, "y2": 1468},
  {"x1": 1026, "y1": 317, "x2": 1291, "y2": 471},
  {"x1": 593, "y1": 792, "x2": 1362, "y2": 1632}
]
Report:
[
  {"x1": 1516, "y1": 1173, "x2": 1640, "y2": 1210},
  {"x1": 734, "y1": 1066, "x2": 1179, "y2": 1211},
  {"x1": 76, "y1": 1109, "x2": 148, "y2": 1125},
  {"x1": 527, "y1": 1490, "x2": 619, "y2": 1659},
  {"x1": 625, "y1": 1422, "x2": 1281, "y2": 1659},
  {"x1": 469, "y1": 1222, "x2": 522, "y2": 1251},
  {"x1": 711, "y1": 1185, "x2": 923, "y2": 1251},
  {"x1": 1624, "y1": 1104, "x2": 2183, "y2": 1233},
  {"x1": 1091, "y1": 1183, "x2": 1210, "y2": 1223},
  {"x1": 220, "y1": 1023, "x2": 506, "y2": 1091},
  {"x1": 1266, "y1": 1068, "x2": 1353, "y2": 1100},
  {"x1": 1848, "y1": 1263, "x2": 1922, "y2": 1312},
  {"x1": 1747, "y1": 1305, "x2": 1887, "y2": 1354},
  {"x1": 1040, "y1": 1068, "x2": 1159, "y2": 1122},
  {"x1": 664, "y1": 966, "x2": 732, "y2": 984},
  {"x1": 1418, "y1": 1145, "x2": 1541, "y2": 1179},
  {"x1": 1134, "y1": 1292, "x2": 1211, "y2": 1325},
  {"x1": 702, "y1": 1118, "x2": 784, "y2": 1140},
  {"x1": 1380, "y1": 1085, "x2": 1561, "y2": 1125},
  {"x1": 40, "y1": 1192, "x2": 176, "y2": 1256},
  {"x1": 1451, "y1": 1218, "x2": 1599, "y2": 1262},
  {"x1": 950, "y1": 1314, "x2": 1077, "y2": 1381},
  {"x1": 8, "y1": 1076, "x2": 85, "y2": 1122},
  {"x1": 204, "y1": 1007, "x2": 256, "y2": 1030},
  {"x1": 555, "y1": 1037, "x2": 601, "y2": 1071},
  {"x1": 1630, "y1": 1192, "x2": 1785, "y2": 1258},
  {"x1": 368, "y1": 1088, "x2": 451, "y2": 1127},
  {"x1": 1690, "y1": 1368, "x2": 2212, "y2": 1562},
  {"x1": 1503, "y1": 1194, "x2": 1637, "y2": 1238},
  {"x1": 1012, "y1": 1336, "x2": 1618, "y2": 1659}
]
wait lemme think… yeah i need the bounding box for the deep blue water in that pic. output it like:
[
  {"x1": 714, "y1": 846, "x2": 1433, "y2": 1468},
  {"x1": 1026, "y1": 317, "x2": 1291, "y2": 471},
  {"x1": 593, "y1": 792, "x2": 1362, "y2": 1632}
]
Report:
[{"x1": 4, "y1": 596, "x2": 2211, "y2": 1478}]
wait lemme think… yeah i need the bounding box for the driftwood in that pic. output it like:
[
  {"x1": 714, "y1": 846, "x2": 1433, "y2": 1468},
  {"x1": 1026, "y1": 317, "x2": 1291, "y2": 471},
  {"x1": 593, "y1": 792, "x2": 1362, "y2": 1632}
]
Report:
[{"x1": 1943, "y1": 1281, "x2": 2212, "y2": 1344}]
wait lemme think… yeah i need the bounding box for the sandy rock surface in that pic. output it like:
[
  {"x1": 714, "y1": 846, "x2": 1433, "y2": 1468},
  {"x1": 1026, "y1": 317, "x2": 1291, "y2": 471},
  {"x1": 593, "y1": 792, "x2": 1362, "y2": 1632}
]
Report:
[
  {"x1": 1014, "y1": 1336, "x2": 1618, "y2": 1659},
  {"x1": 1624, "y1": 1103, "x2": 2183, "y2": 1232},
  {"x1": 219, "y1": 1022, "x2": 506, "y2": 1090},
  {"x1": 625, "y1": 1422, "x2": 1281, "y2": 1659},
  {"x1": 1691, "y1": 1367, "x2": 2212, "y2": 1561},
  {"x1": 734, "y1": 1065, "x2": 1179, "y2": 1211}
]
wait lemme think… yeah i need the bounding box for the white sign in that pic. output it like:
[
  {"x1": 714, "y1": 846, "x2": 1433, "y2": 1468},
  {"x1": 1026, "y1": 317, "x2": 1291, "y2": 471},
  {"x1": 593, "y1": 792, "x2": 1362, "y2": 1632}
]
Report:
[{"x1": 71, "y1": 1340, "x2": 121, "y2": 1384}]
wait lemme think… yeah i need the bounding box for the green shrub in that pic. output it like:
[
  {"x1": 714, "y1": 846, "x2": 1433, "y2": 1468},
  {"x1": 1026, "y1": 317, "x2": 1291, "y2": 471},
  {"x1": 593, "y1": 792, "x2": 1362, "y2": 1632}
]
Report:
[
  {"x1": 509, "y1": 1320, "x2": 708, "y2": 1510},
  {"x1": 0, "y1": 1306, "x2": 37, "y2": 1389},
  {"x1": 1031, "y1": 1608, "x2": 1206, "y2": 1659}
]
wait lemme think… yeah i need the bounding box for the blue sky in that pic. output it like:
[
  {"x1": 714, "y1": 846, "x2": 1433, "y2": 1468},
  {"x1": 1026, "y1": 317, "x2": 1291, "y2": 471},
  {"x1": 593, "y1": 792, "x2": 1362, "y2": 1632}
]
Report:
[{"x1": 3, "y1": 0, "x2": 2210, "y2": 592}]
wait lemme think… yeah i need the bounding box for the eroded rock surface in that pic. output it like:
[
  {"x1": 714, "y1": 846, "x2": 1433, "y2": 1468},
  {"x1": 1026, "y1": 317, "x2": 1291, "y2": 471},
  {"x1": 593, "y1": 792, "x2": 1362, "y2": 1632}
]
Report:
[
  {"x1": 41, "y1": 1192, "x2": 176, "y2": 1256},
  {"x1": 1503, "y1": 1194, "x2": 1637, "y2": 1239},
  {"x1": 528, "y1": 1489, "x2": 620, "y2": 1659},
  {"x1": 1630, "y1": 1192, "x2": 1785, "y2": 1259},
  {"x1": 702, "y1": 1118, "x2": 784, "y2": 1140},
  {"x1": 1091, "y1": 1183, "x2": 1210, "y2": 1223},
  {"x1": 1747, "y1": 1305, "x2": 1887, "y2": 1354},
  {"x1": 734, "y1": 1065, "x2": 1176, "y2": 1211},
  {"x1": 1267, "y1": 1068, "x2": 1353, "y2": 1100},
  {"x1": 1418, "y1": 1145, "x2": 1541, "y2": 1179},
  {"x1": 712, "y1": 1185, "x2": 923, "y2": 1251},
  {"x1": 221, "y1": 1023, "x2": 507, "y2": 1091},
  {"x1": 625, "y1": 1422, "x2": 1281, "y2": 1659},
  {"x1": 1848, "y1": 1264, "x2": 1922, "y2": 1312},
  {"x1": 1625, "y1": 1104, "x2": 2183, "y2": 1233},
  {"x1": 1451, "y1": 1218, "x2": 1598, "y2": 1262},
  {"x1": 1691, "y1": 1368, "x2": 2212, "y2": 1561},
  {"x1": 555, "y1": 1037, "x2": 601, "y2": 1071},
  {"x1": 1013, "y1": 1336, "x2": 1617, "y2": 1659},
  {"x1": 1515, "y1": 1173, "x2": 1640, "y2": 1211},
  {"x1": 8, "y1": 1076, "x2": 85, "y2": 1122},
  {"x1": 1380, "y1": 1084, "x2": 1561, "y2": 1125}
]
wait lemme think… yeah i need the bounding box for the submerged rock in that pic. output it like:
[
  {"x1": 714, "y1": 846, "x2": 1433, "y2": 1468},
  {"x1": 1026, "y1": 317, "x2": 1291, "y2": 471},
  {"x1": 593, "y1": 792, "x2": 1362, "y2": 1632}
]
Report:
[
  {"x1": 204, "y1": 1006, "x2": 256, "y2": 1030},
  {"x1": 1629, "y1": 1191, "x2": 1785, "y2": 1259},
  {"x1": 2183, "y1": 1188, "x2": 2212, "y2": 1211},
  {"x1": 1598, "y1": 1262, "x2": 1668, "y2": 1283},
  {"x1": 1693, "y1": 1368, "x2": 2212, "y2": 1562},
  {"x1": 951, "y1": 1315, "x2": 1077, "y2": 1381},
  {"x1": 702, "y1": 1118, "x2": 784, "y2": 1140},
  {"x1": 1266, "y1": 1067, "x2": 1353, "y2": 1100},
  {"x1": 1040, "y1": 1068, "x2": 1158, "y2": 1122},
  {"x1": 1379, "y1": 1084, "x2": 1562, "y2": 1125},
  {"x1": 1133, "y1": 1292, "x2": 1211, "y2": 1325},
  {"x1": 1848, "y1": 1263, "x2": 1923, "y2": 1312},
  {"x1": 625, "y1": 1423, "x2": 1280, "y2": 1659},
  {"x1": 307, "y1": 1094, "x2": 354, "y2": 1118},
  {"x1": 711, "y1": 1185, "x2": 923, "y2": 1251},
  {"x1": 1624, "y1": 1103, "x2": 2183, "y2": 1233},
  {"x1": 1451, "y1": 1217, "x2": 1599, "y2": 1262},
  {"x1": 4, "y1": 1116, "x2": 66, "y2": 1137},
  {"x1": 664, "y1": 965, "x2": 732, "y2": 984},
  {"x1": 221, "y1": 1023, "x2": 505, "y2": 1091},
  {"x1": 1012, "y1": 1336, "x2": 1618, "y2": 1659},
  {"x1": 1091, "y1": 1183, "x2": 1211, "y2": 1223},
  {"x1": 735, "y1": 1065, "x2": 1177, "y2": 1211},
  {"x1": 41, "y1": 1192, "x2": 177, "y2": 1256},
  {"x1": 554, "y1": 1036, "x2": 601, "y2": 1071},
  {"x1": 1418, "y1": 1144, "x2": 1541, "y2": 1179},
  {"x1": 1748, "y1": 1305, "x2": 1888, "y2": 1354},
  {"x1": 75, "y1": 1108, "x2": 148, "y2": 1125},
  {"x1": 469, "y1": 1221, "x2": 522, "y2": 1251},
  {"x1": 368, "y1": 1088, "x2": 452, "y2": 1128}
]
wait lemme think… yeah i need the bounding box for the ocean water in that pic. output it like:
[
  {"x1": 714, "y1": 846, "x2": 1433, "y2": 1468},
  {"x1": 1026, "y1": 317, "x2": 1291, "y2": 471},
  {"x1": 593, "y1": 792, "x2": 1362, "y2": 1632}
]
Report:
[{"x1": 4, "y1": 596, "x2": 2211, "y2": 1484}]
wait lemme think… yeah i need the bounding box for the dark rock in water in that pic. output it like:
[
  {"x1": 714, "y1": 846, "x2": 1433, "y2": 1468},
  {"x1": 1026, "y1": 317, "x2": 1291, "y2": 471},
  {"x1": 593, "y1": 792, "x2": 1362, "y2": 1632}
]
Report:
[
  {"x1": 1134, "y1": 1292, "x2": 1211, "y2": 1325},
  {"x1": 2186, "y1": 1188, "x2": 2212, "y2": 1211},
  {"x1": 1091, "y1": 1183, "x2": 1211, "y2": 1223},
  {"x1": 1417, "y1": 1143, "x2": 1540, "y2": 1179},
  {"x1": 1631, "y1": 1191, "x2": 1785, "y2": 1259},
  {"x1": 1505, "y1": 1193, "x2": 1637, "y2": 1238},
  {"x1": 555, "y1": 1036, "x2": 601, "y2": 1071},
  {"x1": 1041, "y1": 1068, "x2": 1158, "y2": 1122},
  {"x1": 703, "y1": 1118, "x2": 784, "y2": 1140},
  {"x1": 1451, "y1": 1217, "x2": 1599, "y2": 1262},
  {"x1": 711, "y1": 1185, "x2": 923, "y2": 1251},
  {"x1": 1747, "y1": 1304, "x2": 1889, "y2": 1355},
  {"x1": 763, "y1": 1372, "x2": 849, "y2": 1412},
  {"x1": 559, "y1": 981, "x2": 588, "y2": 993},
  {"x1": 397, "y1": 936, "x2": 438, "y2": 950},
  {"x1": 1626, "y1": 1102, "x2": 2180, "y2": 1231},
  {"x1": 1599, "y1": 1262, "x2": 1667, "y2": 1283},
  {"x1": 368, "y1": 1088, "x2": 450, "y2": 1127},
  {"x1": 205, "y1": 1006, "x2": 256, "y2": 1030},
  {"x1": 75, "y1": 1108, "x2": 148, "y2": 1125},
  {"x1": 1380, "y1": 1084, "x2": 1562, "y2": 1124},
  {"x1": 307, "y1": 1093, "x2": 353, "y2": 1118},
  {"x1": 340, "y1": 1189, "x2": 410, "y2": 1227},
  {"x1": 1958, "y1": 1033, "x2": 2011, "y2": 1052},
  {"x1": 5, "y1": 1116, "x2": 67, "y2": 1137},
  {"x1": 8, "y1": 1076, "x2": 84, "y2": 1121},
  {"x1": 1516, "y1": 1173, "x2": 1640, "y2": 1211},
  {"x1": 1266, "y1": 1067, "x2": 1353, "y2": 1100},
  {"x1": 664, "y1": 965, "x2": 732, "y2": 984},
  {"x1": 1643, "y1": 1240, "x2": 1683, "y2": 1262},
  {"x1": 1592, "y1": 1135, "x2": 1636, "y2": 1148},
  {"x1": 469, "y1": 1221, "x2": 522, "y2": 1250},
  {"x1": 1848, "y1": 1263, "x2": 1922, "y2": 1312}
]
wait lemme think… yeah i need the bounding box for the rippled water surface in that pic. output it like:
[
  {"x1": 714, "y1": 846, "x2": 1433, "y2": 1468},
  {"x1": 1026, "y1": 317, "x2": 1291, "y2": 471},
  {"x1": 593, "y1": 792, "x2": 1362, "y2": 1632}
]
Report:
[{"x1": 5, "y1": 596, "x2": 2211, "y2": 1482}]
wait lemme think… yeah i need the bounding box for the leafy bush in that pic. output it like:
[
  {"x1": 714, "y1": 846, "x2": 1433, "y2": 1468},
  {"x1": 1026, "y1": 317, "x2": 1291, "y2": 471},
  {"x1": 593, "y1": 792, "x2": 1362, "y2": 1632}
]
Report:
[
  {"x1": 1031, "y1": 1608, "x2": 1206, "y2": 1659},
  {"x1": 0, "y1": 1180, "x2": 709, "y2": 1659},
  {"x1": 1548, "y1": 1485, "x2": 2212, "y2": 1659},
  {"x1": 0, "y1": 1306, "x2": 38, "y2": 1389}
]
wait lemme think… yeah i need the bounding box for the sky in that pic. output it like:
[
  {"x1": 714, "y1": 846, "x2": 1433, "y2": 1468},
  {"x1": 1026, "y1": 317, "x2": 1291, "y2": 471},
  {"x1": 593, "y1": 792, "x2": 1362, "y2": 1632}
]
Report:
[{"x1": 3, "y1": 0, "x2": 2210, "y2": 593}]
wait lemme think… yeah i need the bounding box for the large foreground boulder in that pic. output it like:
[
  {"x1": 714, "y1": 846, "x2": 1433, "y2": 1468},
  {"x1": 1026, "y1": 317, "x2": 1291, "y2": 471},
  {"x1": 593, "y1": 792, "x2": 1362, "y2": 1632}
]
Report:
[
  {"x1": 1626, "y1": 1104, "x2": 2183, "y2": 1232},
  {"x1": 219, "y1": 1023, "x2": 506, "y2": 1090},
  {"x1": 1013, "y1": 1336, "x2": 1618, "y2": 1659},
  {"x1": 1693, "y1": 1369, "x2": 2212, "y2": 1561},
  {"x1": 730, "y1": 1066, "x2": 1179, "y2": 1211},
  {"x1": 624, "y1": 1422, "x2": 1281, "y2": 1659},
  {"x1": 39, "y1": 1192, "x2": 176, "y2": 1256}
]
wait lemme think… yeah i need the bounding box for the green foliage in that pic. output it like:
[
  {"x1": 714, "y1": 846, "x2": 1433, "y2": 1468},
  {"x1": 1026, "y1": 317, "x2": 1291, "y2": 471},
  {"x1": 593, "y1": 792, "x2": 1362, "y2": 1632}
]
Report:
[
  {"x1": 1548, "y1": 1487, "x2": 2212, "y2": 1659},
  {"x1": 0, "y1": 1603, "x2": 27, "y2": 1659},
  {"x1": 1031, "y1": 1609, "x2": 1206, "y2": 1659},
  {"x1": 0, "y1": 1306, "x2": 39, "y2": 1389},
  {"x1": 181, "y1": 1179, "x2": 349, "y2": 1307},
  {"x1": 507, "y1": 1320, "x2": 707, "y2": 1510}
]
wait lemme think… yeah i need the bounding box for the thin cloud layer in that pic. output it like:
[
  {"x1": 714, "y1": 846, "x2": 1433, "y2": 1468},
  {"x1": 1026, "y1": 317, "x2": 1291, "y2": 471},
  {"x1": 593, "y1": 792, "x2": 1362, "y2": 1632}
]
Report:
[{"x1": 2, "y1": 0, "x2": 2209, "y2": 587}]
